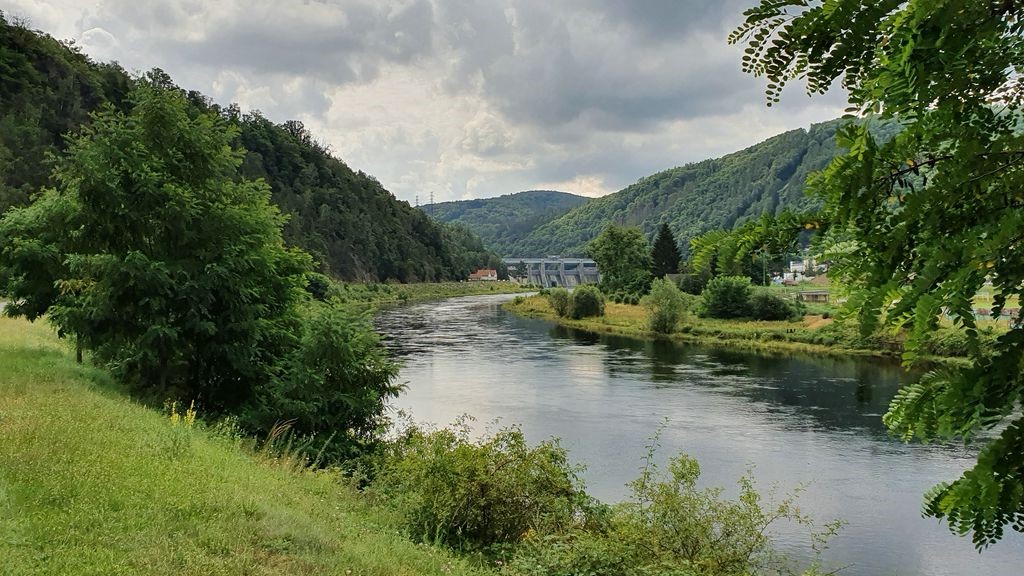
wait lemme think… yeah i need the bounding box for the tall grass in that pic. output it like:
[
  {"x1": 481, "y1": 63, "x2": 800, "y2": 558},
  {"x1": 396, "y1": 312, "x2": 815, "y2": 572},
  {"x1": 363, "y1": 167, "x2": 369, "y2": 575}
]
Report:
[{"x1": 0, "y1": 316, "x2": 490, "y2": 576}]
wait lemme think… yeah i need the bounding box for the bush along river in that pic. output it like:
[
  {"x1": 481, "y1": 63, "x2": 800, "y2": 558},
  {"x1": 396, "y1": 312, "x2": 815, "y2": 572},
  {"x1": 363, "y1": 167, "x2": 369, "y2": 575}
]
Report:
[{"x1": 375, "y1": 294, "x2": 1024, "y2": 576}]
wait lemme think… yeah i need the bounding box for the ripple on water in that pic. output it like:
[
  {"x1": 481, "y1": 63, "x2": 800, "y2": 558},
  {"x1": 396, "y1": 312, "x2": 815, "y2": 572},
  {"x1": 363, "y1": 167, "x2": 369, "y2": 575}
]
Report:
[{"x1": 376, "y1": 294, "x2": 1024, "y2": 576}]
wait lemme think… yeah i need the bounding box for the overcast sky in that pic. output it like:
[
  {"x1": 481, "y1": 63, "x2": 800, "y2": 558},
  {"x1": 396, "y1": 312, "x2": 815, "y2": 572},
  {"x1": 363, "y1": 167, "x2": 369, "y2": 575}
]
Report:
[{"x1": 4, "y1": 0, "x2": 845, "y2": 204}]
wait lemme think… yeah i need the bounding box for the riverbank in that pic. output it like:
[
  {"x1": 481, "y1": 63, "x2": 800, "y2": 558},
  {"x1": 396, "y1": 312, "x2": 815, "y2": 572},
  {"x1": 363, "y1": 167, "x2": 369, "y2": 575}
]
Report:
[
  {"x1": 503, "y1": 294, "x2": 977, "y2": 362},
  {"x1": 0, "y1": 316, "x2": 489, "y2": 576},
  {"x1": 331, "y1": 280, "x2": 532, "y2": 307}
]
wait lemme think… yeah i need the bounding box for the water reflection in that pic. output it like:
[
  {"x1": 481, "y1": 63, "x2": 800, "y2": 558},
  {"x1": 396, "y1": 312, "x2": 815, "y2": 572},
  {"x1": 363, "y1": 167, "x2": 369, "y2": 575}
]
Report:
[{"x1": 376, "y1": 294, "x2": 1023, "y2": 576}]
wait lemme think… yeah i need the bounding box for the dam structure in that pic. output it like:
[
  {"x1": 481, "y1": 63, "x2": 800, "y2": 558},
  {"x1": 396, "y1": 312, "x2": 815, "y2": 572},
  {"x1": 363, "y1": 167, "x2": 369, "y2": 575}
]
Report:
[{"x1": 503, "y1": 257, "x2": 601, "y2": 288}]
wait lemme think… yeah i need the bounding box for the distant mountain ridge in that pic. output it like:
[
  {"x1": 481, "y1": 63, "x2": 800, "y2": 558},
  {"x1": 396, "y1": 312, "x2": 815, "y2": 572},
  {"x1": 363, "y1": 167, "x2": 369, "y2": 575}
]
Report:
[
  {"x1": 425, "y1": 190, "x2": 589, "y2": 256},
  {"x1": 507, "y1": 120, "x2": 853, "y2": 257}
]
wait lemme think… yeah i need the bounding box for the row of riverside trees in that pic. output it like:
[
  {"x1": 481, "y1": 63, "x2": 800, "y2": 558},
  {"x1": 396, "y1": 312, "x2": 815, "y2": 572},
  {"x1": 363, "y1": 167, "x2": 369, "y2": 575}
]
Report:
[
  {"x1": 581, "y1": 218, "x2": 806, "y2": 332},
  {"x1": 0, "y1": 83, "x2": 399, "y2": 459}
]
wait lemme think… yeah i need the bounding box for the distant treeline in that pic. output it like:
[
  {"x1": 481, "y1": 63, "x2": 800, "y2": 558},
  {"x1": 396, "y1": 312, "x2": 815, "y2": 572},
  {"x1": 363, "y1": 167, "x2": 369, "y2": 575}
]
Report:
[{"x1": 0, "y1": 13, "x2": 499, "y2": 282}]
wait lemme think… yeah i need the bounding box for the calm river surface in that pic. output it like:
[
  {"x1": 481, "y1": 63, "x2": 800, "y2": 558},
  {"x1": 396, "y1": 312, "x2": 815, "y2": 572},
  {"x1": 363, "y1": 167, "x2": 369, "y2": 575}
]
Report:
[{"x1": 376, "y1": 294, "x2": 1024, "y2": 576}]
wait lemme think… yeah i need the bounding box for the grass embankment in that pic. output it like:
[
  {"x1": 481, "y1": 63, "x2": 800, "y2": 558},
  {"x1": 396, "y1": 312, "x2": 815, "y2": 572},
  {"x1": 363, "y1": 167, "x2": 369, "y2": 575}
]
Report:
[
  {"x1": 505, "y1": 294, "x2": 984, "y2": 361},
  {"x1": 0, "y1": 316, "x2": 489, "y2": 576},
  {"x1": 333, "y1": 281, "x2": 530, "y2": 307}
]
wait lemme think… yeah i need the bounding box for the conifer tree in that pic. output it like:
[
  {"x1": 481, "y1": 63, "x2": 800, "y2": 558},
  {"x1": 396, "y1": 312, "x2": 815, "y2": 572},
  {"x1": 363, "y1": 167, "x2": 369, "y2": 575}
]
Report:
[{"x1": 650, "y1": 223, "x2": 682, "y2": 278}]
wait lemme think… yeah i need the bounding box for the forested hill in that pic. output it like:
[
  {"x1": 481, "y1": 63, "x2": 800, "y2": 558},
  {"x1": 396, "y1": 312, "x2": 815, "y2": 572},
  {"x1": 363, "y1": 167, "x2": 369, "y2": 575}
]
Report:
[
  {"x1": 424, "y1": 190, "x2": 589, "y2": 256},
  {"x1": 0, "y1": 14, "x2": 495, "y2": 282},
  {"x1": 508, "y1": 120, "x2": 849, "y2": 257}
]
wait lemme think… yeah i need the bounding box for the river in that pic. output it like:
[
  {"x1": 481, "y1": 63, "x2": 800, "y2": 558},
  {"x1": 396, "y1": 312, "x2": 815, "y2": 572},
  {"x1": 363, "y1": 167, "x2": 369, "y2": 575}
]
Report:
[{"x1": 375, "y1": 294, "x2": 1024, "y2": 576}]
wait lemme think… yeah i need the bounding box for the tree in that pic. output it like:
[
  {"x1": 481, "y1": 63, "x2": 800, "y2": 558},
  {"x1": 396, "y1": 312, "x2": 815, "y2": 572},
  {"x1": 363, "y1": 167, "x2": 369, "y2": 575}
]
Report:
[
  {"x1": 570, "y1": 284, "x2": 605, "y2": 319},
  {"x1": 700, "y1": 276, "x2": 752, "y2": 320},
  {"x1": 650, "y1": 223, "x2": 682, "y2": 278},
  {"x1": 644, "y1": 278, "x2": 688, "y2": 334},
  {"x1": 733, "y1": 0, "x2": 1024, "y2": 546},
  {"x1": 244, "y1": 299, "x2": 401, "y2": 459},
  {"x1": 0, "y1": 85, "x2": 312, "y2": 411},
  {"x1": 588, "y1": 225, "x2": 652, "y2": 294}
]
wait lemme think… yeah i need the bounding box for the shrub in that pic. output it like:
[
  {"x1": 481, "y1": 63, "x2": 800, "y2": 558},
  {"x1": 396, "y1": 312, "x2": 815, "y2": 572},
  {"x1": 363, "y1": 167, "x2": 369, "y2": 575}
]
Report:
[
  {"x1": 749, "y1": 291, "x2": 802, "y2": 321},
  {"x1": 242, "y1": 299, "x2": 401, "y2": 460},
  {"x1": 305, "y1": 272, "x2": 332, "y2": 301},
  {"x1": 509, "y1": 452, "x2": 839, "y2": 576},
  {"x1": 546, "y1": 287, "x2": 571, "y2": 317},
  {"x1": 644, "y1": 278, "x2": 688, "y2": 334},
  {"x1": 677, "y1": 272, "x2": 711, "y2": 295},
  {"x1": 627, "y1": 294, "x2": 640, "y2": 306},
  {"x1": 372, "y1": 421, "x2": 587, "y2": 553},
  {"x1": 700, "y1": 275, "x2": 752, "y2": 319},
  {"x1": 571, "y1": 285, "x2": 605, "y2": 319}
]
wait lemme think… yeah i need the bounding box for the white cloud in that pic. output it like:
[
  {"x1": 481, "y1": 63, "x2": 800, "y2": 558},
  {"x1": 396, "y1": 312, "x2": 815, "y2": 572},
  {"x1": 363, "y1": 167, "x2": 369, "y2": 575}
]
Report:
[{"x1": 0, "y1": 0, "x2": 846, "y2": 204}]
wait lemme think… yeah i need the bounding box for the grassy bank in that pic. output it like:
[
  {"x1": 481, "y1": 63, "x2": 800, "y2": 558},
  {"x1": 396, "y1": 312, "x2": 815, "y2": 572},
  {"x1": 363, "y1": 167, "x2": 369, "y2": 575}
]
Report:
[
  {"x1": 504, "y1": 294, "x2": 981, "y2": 362},
  {"x1": 0, "y1": 316, "x2": 490, "y2": 576},
  {"x1": 330, "y1": 281, "x2": 531, "y2": 308}
]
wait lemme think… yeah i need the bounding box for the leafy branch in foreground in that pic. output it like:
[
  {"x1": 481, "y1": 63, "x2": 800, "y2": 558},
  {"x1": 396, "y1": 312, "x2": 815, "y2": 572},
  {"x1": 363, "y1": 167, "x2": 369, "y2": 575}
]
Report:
[{"x1": 733, "y1": 0, "x2": 1024, "y2": 547}]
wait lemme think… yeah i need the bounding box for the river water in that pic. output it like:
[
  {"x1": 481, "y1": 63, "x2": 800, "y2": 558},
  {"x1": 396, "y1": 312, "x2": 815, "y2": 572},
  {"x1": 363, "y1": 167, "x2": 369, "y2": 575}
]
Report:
[{"x1": 376, "y1": 294, "x2": 1024, "y2": 576}]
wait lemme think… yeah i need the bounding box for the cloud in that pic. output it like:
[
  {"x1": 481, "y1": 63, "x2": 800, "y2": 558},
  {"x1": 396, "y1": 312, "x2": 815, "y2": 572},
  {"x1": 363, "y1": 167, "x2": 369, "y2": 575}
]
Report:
[{"x1": 3, "y1": 0, "x2": 847, "y2": 204}]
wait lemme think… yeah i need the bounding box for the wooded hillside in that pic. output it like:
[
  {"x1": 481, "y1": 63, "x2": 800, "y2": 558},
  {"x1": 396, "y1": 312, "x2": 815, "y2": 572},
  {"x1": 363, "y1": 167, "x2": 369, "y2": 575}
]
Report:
[
  {"x1": 509, "y1": 120, "x2": 851, "y2": 257},
  {"x1": 0, "y1": 13, "x2": 494, "y2": 282},
  {"x1": 425, "y1": 190, "x2": 589, "y2": 256}
]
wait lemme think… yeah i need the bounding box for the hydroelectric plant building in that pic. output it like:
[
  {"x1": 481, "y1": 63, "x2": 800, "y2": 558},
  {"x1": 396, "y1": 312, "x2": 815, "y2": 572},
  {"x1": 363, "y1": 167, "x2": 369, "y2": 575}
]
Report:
[{"x1": 503, "y1": 257, "x2": 600, "y2": 288}]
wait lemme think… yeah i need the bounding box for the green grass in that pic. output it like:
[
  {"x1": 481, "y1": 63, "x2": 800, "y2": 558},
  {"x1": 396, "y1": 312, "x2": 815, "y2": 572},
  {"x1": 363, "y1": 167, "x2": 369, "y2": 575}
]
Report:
[
  {"x1": 504, "y1": 294, "x2": 982, "y2": 361},
  {"x1": 331, "y1": 281, "x2": 531, "y2": 308},
  {"x1": 0, "y1": 316, "x2": 492, "y2": 576}
]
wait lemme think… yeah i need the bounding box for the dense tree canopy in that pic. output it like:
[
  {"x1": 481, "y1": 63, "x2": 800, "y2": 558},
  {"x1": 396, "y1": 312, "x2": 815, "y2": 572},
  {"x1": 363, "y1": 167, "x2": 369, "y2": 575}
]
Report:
[
  {"x1": 0, "y1": 85, "x2": 311, "y2": 410},
  {"x1": 428, "y1": 190, "x2": 589, "y2": 256},
  {"x1": 511, "y1": 120, "x2": 846, "y2": 257},
  {"x1": 0, "y1": 13, "x2": 496, "y2": 283},
  {"x1": 734, "y1": 0, "x2": 1024, "y2": 546},
  {"x1": 588, "y1": 225, "x2": 652, "y2": 294}
]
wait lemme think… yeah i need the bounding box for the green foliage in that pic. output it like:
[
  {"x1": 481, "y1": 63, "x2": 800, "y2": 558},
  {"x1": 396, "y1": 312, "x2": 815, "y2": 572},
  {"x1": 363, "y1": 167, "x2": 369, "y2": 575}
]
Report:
[
  {"x1": 700, "y1": 276, "x2": 753, "y2": 320},
  {"x1": 545, "y1": 287, "x2": 571, "y2": 318},
  {"x1": 644, "y1": 278, "x2": 688, "y2": 334},
  {"x1": 0, "y1": 14, "x2": 132, "y2": 215},
  {"x1": 749, "y1": 291, "x2": 802, "y2": 322},
  {"x1": 588, "y1": 225, "x2": 652, "y2": 295},
  {"x1": 427, "y1": 190, "x2": 589, "y2": 256},
  {"x1": 677, "y1": 271, "x2": 711, "y2": 295},
  {"x1": 1, "y1": 86, "x2": 311, "y2": 412},
  {"x1": 372, "y1": 420, "x2": 586, "y2": 554},
  {"x1": 234, "y1": 113, "x2": 498, "y2": 282},
  {"x1": 242, "y1": 299, "x2": 402, "y2": 459},
  {"x1": 570, "y1": 285, "x2": 605, "y2": 319},
  {"x1": 0, "y1": 16, "x2": 496, "y2": 283},
  {"x1": 650, "y1": 223, "x2": 682, "y2": 278},
  {"x1": 734, "y1": 0, "x2": 1024, "y2": 545},
  {"x1": 0, "y1": 317, "x2": 491, "y2": 576},
  {"x1": 689, "y1": 210, "x2": 813, "y2": 284},
  {"x1": 509, "y1": 451, "x2": 836, "y2": 576},
  {"x1": 510, "y1": 120, "x2": 845, "y2": 258}
]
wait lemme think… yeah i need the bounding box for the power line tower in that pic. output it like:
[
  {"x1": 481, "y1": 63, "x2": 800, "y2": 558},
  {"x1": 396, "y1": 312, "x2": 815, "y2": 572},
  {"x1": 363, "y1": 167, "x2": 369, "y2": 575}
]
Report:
[{"x1": 429, "y1": 191, "x2": 434, "y2": 217}]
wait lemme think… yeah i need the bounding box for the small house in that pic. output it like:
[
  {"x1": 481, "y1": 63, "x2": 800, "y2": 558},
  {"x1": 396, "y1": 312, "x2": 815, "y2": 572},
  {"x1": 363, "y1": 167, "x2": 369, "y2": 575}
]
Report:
[{"x1": 468, "y1": 268, "x2": 498, "y2": 281}]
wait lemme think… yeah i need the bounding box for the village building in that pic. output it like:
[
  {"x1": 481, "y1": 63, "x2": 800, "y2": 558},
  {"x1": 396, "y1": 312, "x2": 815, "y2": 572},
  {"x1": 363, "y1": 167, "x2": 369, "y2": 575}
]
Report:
[{"x1": 467, "y1": 268, "x2": 498, "y2": 281}]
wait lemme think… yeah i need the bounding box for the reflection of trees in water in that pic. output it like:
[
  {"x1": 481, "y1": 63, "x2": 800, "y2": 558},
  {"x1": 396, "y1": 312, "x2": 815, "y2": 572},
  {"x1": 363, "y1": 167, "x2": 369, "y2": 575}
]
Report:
[{"x1": 549, "y1": 324, "x2": 910, "y2": 436}]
